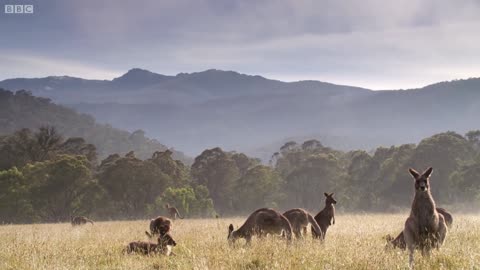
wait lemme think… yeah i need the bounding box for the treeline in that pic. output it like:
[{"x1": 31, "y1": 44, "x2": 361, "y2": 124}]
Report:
[
  {"x1": 1, "y1": 127, "x2": 480, "y2": 224},
  {"x1": 273, "y1": 131, "x2": 480, "y2": 212},
  {"x1": 0, "y1": 126, "x2": 213, "y2": 223},
  {"x1": 0, "y1": 89, "x2": 190, "y2": 163}
]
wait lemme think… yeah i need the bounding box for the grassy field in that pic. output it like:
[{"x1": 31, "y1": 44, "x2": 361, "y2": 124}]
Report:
[{"x1": 0, "y1": 214, "x2": 479, "y2": 270}]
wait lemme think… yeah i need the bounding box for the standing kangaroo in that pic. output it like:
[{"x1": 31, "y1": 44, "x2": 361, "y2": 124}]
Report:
[
  {"x1": 165, "y1": 204, "x2": 184, "y2": 220},
  {"x1": 313, "y1": 193, "x2": 336, "y2": 239},
  {"x1": 283, "y1": 208, "x2": 323, "y2": 239},
  {"x1": 386, "y1": 207, "x2": 453, "y2": 250},
  {"x1": 71, "y1": 216, "x2": 94, "y2": 226},
  {"x1": 404, "y1": 167, "x2": 447, "y2": 268},
  {"x1": 227, "y1": 208, "x2": 293, "y2": 245}
]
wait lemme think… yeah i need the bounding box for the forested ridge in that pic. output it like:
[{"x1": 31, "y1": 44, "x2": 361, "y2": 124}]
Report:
[
  {"x1": 3, "y1": 69, "x2": 480, "y2": 157},
  {"x1": 0, "y1": 89, "x2": 190, "y2": 162},
  {"x1": 1, "y1": 124, "x2": 479, "y2": 224}
]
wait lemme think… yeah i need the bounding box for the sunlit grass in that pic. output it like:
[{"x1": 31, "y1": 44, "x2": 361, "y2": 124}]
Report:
[{"x1": 0, "y1": 214, "x2": 479, "y2": 269}]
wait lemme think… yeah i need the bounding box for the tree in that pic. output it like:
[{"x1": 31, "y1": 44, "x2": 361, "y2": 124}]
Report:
[
  {"x1": 149, "y1": 150, "x2": 188, "y2": 186},
  {"x1": 60, "y1": 137, "x2": 97, "y2": 165},
  {"x1": 23, "y1": 155, "x2": 98, "y2": 222},
  {"x1": 191, "y1": 147, "x2": 240, "y2": 214},
  {"x1": 449, "y1": 160, "x2": 480, "y2": 207},
  {"x1": 373, "y1": 144, "x2": 416, "y2": 208},
  {"x1": 0, "y1": 167, "x2": 33, "y2": 223},
  {"x1": 283, "y1": 153, "x2": 346, "y2": 210},
  {"x1": 229, "y1": 152, "x2": 260, "y2": 176},
  {"x1": 0, "y1": 128, "x2": 37, "y2": 170},
  {"x1": 0, "y1": 127, "x2": 97, "y2": 170},
  {"x1": 302, "y1": 139, "x2": 323, "y2": 151},
  {"x1": 152, "y1": 185, "x2": 215, "y2": 217},
  {"x1": 409, "y1": 132, "x2": 473, "y2": 203},
  {"x1": 344, "y1": 150, "x2": 378, "y2": 210},
  {"x1": 466, "y1": 130, "x2": 480, "y2": 151},
  {"x1": 97, "y1": 153, "x2": 170, "y2": 218},
  {"x1": 234, "y1": 165, "x2": 284, "y2": 212},
  {"x1": 280, "y1": 141, "x2": 299, "y2": 154},
  {"x1": 34, "y1": 126, "x2": 63, "y2": 161}
]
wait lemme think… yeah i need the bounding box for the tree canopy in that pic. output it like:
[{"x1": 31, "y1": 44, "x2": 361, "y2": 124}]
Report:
[{"x1": 1, "y1": 127, "x2": 480, "y2": 224}]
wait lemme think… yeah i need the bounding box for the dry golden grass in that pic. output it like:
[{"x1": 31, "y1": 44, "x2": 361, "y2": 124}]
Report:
[{"x1": 0, "y1": 214, "x2": 479, "y2": 270}]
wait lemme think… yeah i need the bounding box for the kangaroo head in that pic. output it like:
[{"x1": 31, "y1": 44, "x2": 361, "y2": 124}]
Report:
[
  {"x1": 409, "y1": 167, "x2": 433, "y2": 192},
  {"x1": 227, "y1": 224, "x2": 236, "y2": 244},
  {"x1": 324, "y1": 192, "x2": 337, "y2": 205},
  {"x1": 158, "y1": 233, "x2": 176, "y2": 247}
]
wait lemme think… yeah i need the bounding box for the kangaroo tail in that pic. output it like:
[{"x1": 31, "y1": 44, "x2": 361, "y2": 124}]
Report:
[
  {"x1": 436, "y1": 208, "x2": 453, "y2": 228},
  {"x1": 87, "y1": 219, "x2": 94, "y2": 225},
  {"x1": 176, "y1": 210, "x2": 184, "y2": 219},
  {"x1": 307, "y1": 213, "x2": 323, "y2": 239},
  {"x1": 145, "y1": 231, "x2": 153, "y2": 238}
]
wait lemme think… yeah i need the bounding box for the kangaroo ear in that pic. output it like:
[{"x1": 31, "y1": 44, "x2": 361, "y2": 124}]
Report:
[
  {"x1": 324, "y1": 192, "x2": 328, "y2": 197},
  {"x1": 228, "y1": 224, "x2": 234, "y2": 233},
  {"x1": 329, "y1": 193, "x2": 334, "y2": 197},
  {"x1": 409, "y1": 168, "x2": 420, "y2": 178},
  {"x1": 422, "y1": 167, "x2": 433, "y2": 178}
]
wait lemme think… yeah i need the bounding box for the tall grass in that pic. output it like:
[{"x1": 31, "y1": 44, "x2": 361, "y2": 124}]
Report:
[{"x1": 1, "y1": 214, "x2": 479, "y2": 269}]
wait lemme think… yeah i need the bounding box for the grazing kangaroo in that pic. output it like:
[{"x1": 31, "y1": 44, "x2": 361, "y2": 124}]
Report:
[
  {"x1": 71, "y1": 216, "x2": 94, "y2": 226},
  {"x1": 403, "y1": 167, "x2": 447, "y2": 268},
  {"x1": 126, "y1": 233, "x2": 177, "y2": 256},
  {"x1": 227, "y1": 208, "x2": 293, "y2": 245},
  {"x1": 165, "y1": 204, "x2": 184, "y2": 220},
  {"x1": 313, "y1": 193, "x2": 337, "y2": 239},
  {"x1": 145, "y1": 216, "x2": 172, "y2": 238},
  {"x1": 283, "y1": 208, "x2": 323, "y2": 239},
  {"x1": 386, "y1": 207, "x2": 453, "y2": 250}
]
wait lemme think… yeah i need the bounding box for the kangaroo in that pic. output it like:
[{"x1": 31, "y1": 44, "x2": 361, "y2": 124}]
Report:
[
  {"x1": 165, "y1": 204, "x2": 184, "y2": 220},
  {"x1": 145, "y1": 216, "x2": 172, "y2": 238},
  {"x1": 283, "y1": 208, "x2": 323, "y2": 239},
  {"x1": 313, "y1": 193, "x2": 336, "y2": 239},
  {"x1": 126, "y1": 233, "x2": 177, "y2": 256},
  {"x1": 227, "y1": 208, "x2": 293, "y2": 245},
  {"x1": 157, "y1": 232, "x2": 177, "y2": 256},
  {"x1": 403, "y1": 167, "x2": 447, "y2": 268},
  {"x1": 71, "y1": 216, "x2": 94, "y2": 226},
  {"x1": 386, "y1": 207, "x2": 453, "y2": 250}
]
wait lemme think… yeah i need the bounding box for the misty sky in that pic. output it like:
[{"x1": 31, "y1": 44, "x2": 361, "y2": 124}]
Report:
[{"x1": 1, "y1": 0, "x2": 479, "y2": 89}]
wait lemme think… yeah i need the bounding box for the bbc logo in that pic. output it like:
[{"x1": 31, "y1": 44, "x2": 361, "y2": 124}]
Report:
[{"x1": 5, "y1": 5, "x2": 34, "y2": 14}]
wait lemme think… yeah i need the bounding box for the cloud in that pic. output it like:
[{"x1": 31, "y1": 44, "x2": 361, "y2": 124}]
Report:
[
  {"x1": 0, "y1": 51, "x2": 121, "y2": 80},
  {"x1": 1, "y1": 0, "x2": 479, "y2": 88}
]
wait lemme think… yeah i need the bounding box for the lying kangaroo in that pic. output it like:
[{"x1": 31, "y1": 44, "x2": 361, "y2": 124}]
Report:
[
  {"x1": 228, "y1": 208, "x2": 293, "y2": 245},
  {"x1": 283, "y1": 208, "x2": 323, "y2": 239},
  {"x1": 145, "y1": 216, "x2": 172, "y2": 238},
  {"x1": 71, "y1": 216, "x2": 94, "y2": 226},
  {"x1": 404, "y1": 167, "x2": 447, "y2": 268},
  {"x1": 126, "y1": 233, "x2": 177, "y2": 256},
  {"x1": 165, "y1": 204, "x2": 184, "y2": 220},
  {"x1": 313, "y1": 193, "x2": 336, "y2": 239},
  {"x1": 386, "y1": 207, "x2": 453, "y2": 250}
]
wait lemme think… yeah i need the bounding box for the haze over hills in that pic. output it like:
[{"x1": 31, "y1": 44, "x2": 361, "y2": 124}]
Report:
[
  {"x1": 1, "y1": 69, "x2": 479, "y2": 158},
  {"x1": 0, "y1": 88, "x2": 190, "y2": 163}
]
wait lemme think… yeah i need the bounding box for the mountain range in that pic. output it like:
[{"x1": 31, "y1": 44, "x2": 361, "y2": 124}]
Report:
[{"x1": 1, "y1": 68, "x2": 479, "y2": 158}]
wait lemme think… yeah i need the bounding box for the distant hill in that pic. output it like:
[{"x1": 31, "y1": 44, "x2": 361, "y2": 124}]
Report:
[
  {"x1": 1, "y1": 69, "x2": 479, "y2": 157},
  {"x1": 0, "y1": 89, "x2": 190, "y2": 163},
  {"x1": 0, "y1": 68, "x2": 370, "y2": 104}
]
